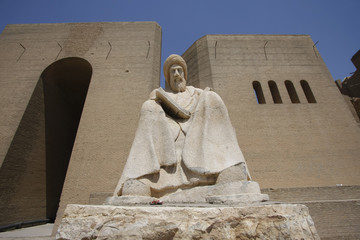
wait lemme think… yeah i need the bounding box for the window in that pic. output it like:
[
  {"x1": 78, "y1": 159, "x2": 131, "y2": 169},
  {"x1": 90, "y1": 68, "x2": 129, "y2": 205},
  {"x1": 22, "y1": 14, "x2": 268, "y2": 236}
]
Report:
[
  {"x1": 268, "y1": 80, "x2": 282, "y2": 104},
  {"x1": 300, "y1": 80, "x2": 316, "y2": 103},
  {"x1": 252, "y1": 81, "x2": 266, "y2": 104},
  {"x1": 285, "y1": 80, "x2": 300, "y2": 103}
]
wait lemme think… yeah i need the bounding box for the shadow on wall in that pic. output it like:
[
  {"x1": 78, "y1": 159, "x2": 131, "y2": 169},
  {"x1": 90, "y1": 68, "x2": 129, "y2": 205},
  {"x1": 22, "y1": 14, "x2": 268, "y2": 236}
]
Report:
[
  {"x1": 0, "y1": 57, "x2": 92, "y2": 226},
  {"x1": 42, "y1": 57, "x2": 92, "y2": 221}
]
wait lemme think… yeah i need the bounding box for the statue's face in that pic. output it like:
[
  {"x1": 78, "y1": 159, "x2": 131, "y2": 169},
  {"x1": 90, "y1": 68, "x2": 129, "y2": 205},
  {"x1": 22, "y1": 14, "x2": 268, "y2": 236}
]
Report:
[{"x1": 169, "y1": 64, "x2": 186, "y2": 92}]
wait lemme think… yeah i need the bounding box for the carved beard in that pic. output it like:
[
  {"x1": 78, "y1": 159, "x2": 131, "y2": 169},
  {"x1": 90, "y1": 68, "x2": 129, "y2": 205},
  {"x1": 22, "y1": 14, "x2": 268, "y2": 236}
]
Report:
[{"x1": 170, "y1": 76, "x2": 186, "y2": 93}]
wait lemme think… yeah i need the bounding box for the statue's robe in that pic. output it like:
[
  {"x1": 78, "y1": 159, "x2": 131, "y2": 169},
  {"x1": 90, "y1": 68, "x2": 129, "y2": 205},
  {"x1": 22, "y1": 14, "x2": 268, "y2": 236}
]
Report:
[{"x1": 114, "y1": 86, "x2": 248, "y2": 196}]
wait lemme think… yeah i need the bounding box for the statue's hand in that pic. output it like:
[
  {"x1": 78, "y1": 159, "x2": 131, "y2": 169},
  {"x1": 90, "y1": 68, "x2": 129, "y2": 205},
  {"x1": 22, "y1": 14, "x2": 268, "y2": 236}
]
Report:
[{"x1": 155, "y1": 88, "x2": 191, "y2": 119}]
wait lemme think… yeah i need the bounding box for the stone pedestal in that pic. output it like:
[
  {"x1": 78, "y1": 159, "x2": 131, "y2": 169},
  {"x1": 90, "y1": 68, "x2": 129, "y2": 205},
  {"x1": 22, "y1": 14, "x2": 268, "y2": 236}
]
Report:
[{"x1": 56, "y1": 204, "x2": 320, "y2": 239}]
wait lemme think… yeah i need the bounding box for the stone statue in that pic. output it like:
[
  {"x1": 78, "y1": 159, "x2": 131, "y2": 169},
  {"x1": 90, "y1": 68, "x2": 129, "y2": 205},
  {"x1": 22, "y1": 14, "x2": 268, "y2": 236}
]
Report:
[
  {"x1": 111, "y1": 54, "x2": 267, "y2": 204},
  {"x1": 59, "y1": 54, "x2": 315, "y2": 240}
]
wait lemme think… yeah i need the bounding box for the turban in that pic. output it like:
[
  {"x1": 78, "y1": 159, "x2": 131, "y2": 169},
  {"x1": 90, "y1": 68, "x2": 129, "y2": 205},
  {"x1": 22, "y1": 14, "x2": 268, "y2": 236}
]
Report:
[{"x1": 163, "y1": 54, "x2": 188, "y2": 85}]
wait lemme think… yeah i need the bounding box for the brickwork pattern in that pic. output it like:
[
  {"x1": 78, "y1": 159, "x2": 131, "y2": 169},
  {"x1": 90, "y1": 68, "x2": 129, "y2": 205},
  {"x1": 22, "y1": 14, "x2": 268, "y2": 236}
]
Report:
[
  {"x1": 183, "y1": 35, "x2": 360, "y2": 189},
  {"x1": 1, "y1": 26, "x2": 360, "y2": 238},
  {"x1": 0, "y1": 22, "x2": 162, "y2": 228},
  {"x1": 263, "y1": 186, "x2": 360, "y2": 239}
]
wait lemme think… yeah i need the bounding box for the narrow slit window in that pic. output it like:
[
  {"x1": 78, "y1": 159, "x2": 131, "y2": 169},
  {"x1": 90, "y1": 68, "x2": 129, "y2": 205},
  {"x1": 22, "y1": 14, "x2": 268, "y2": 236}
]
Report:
[
  {"x1": 300, "y1": 80, "x2": 316, "y2": 103},
  {"x1": 285, "y1": 80, "x2": 300, "y2": 103},
  {"x1": 268, "y1": 80, "x2": 282, "y2": 104},
  {"x1": 252, "y1": 81, "x2": 266, "y2": 104}
]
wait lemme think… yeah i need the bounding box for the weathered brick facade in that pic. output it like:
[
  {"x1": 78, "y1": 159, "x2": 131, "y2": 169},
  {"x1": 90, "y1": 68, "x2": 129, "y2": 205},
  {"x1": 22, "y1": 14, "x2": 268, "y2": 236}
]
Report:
[{"x1": 0, "y1": 23, "x2": 359, "y2": 238}]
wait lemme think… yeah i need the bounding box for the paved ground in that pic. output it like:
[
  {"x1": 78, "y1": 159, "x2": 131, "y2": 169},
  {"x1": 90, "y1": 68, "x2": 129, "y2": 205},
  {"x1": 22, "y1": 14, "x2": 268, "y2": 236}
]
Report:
[{"x1": 0, "y1": 224, "x2": 53, "y2": 239}]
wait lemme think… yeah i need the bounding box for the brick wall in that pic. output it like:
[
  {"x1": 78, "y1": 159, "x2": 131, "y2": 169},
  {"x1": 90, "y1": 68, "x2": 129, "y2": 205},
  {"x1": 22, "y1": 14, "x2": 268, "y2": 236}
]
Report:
[
  {"x1": 263, "y1": 186, "x2": 360, "y2": 239},
  {"x1": 0, "y1": 22, "x2": 162, "y2": 228},
  {"x1": 183, "y1": 35, "x2": 360, "y2": 189}
]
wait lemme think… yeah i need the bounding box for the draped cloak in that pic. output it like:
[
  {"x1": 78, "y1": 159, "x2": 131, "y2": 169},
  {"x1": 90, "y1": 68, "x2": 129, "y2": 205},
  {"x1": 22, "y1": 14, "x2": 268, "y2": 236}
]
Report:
[{"x1": 114, "y1": 86, "x2": 248, "y2": 195}]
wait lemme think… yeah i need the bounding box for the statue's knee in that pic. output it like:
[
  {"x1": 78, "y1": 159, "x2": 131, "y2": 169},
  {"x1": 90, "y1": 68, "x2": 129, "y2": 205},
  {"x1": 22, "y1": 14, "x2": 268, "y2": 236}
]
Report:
[
  {"x1": 216, "y1": 163, "x2": 248, "y2": 184},
  {"x1": 141, "y1": 100, "x2": 163, "y2": 113},
  {"x1": 122, "y1": 179, "x2": 151, "y2": 196}
]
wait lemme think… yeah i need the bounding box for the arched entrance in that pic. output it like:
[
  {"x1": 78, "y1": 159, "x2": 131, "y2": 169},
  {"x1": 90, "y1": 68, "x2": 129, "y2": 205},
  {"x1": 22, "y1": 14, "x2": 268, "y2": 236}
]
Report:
[
  {"x1": 0, "y1": 57, "x2": 92, "y2": 227},
  {"x1": 41, "y1": 57, "x2": 92, "y2": 221}
]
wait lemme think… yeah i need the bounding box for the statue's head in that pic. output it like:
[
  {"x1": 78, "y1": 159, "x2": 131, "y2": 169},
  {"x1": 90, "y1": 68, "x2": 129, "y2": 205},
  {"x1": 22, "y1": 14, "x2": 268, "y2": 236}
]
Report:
[{"x1": 164, "y1": 54, "x2": 187, "y2": 92}]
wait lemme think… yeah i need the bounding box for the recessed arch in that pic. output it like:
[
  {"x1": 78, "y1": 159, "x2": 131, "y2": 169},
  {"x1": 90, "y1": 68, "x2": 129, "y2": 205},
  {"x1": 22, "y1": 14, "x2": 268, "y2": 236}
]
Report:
[
  {"x1": 268, "y1": 80, "x2": 282, "y2": 104},
  {"x1": 300, "y1": 80, "x2": 316, "y2": 103},
  {"x1": 284, "y1": 80, "x2": 300, "y2": 103},
  {"x1": 252, "y1": 81, "x2": 266, "y2": 104},
  {"x1": 0, "y1": 57, "x2": 92, "y2": 226},
  {"x1": 41, "y1": 57, "x2": 92, "y2": 221}
]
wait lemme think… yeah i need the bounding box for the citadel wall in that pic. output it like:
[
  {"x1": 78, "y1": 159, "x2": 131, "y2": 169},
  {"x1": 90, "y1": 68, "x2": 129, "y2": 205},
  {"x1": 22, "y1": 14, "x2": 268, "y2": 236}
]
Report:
[
  {"x1": 182, "y1": 35, "x2": 360, "y2": 238},
  {"x1": 0, "y1": 23, "x2": 359, "y2": 238},
  {"x1": 335, "y1": 49, "x2": 360, "y2": 122},
  {"x1": 0, "y1": 22, "x2": 161, "y2": 226},
  {"x1": 183, "y1": 35, "x2": 360, "y2": 189}
]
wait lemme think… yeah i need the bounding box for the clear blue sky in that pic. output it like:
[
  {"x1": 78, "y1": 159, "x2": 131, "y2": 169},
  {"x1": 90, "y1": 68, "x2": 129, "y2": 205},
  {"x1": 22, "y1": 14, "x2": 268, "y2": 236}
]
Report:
[{"x1": 0, "y1": 0, "x2": 359, "y2": 84}]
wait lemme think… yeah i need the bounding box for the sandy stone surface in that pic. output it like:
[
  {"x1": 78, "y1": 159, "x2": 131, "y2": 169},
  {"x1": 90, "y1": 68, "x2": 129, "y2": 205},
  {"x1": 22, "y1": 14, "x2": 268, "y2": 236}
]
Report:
[{"x1": 56, "y1": 203, "x2": 319, "y2": 240}]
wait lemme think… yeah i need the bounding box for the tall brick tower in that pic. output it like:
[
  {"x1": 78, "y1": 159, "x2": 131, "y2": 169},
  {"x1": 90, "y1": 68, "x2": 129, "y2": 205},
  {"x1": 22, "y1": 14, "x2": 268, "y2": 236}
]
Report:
[
  {"x1": 182, "y1": 35, "x2": 360, "y2": 238},
  {"x1": 0, "y1": 22, "x2": 161, "y2": 227}
]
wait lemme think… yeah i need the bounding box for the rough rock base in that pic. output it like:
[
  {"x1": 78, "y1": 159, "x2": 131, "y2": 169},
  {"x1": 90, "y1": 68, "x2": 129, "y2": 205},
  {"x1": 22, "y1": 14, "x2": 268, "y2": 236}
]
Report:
[{"x1": 56, "y1": 204, "x2": 320, "y2": 240}]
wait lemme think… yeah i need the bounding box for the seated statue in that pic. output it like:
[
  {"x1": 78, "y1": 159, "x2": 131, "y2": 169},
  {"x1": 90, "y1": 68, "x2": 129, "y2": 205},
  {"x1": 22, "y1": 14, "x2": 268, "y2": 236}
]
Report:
[{"x1": 112, "y1": 54, "x2": 266, "y2": 204}]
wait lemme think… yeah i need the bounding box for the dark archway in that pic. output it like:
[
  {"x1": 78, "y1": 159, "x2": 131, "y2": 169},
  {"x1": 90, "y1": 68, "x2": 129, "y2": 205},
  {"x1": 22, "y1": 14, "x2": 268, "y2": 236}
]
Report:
[
  {"x1": 41, "y1": 57, "x2": 92, "y2": 221},
  {"x1": 0, "y1": 57, "x2": 91, "y2": 227}
]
